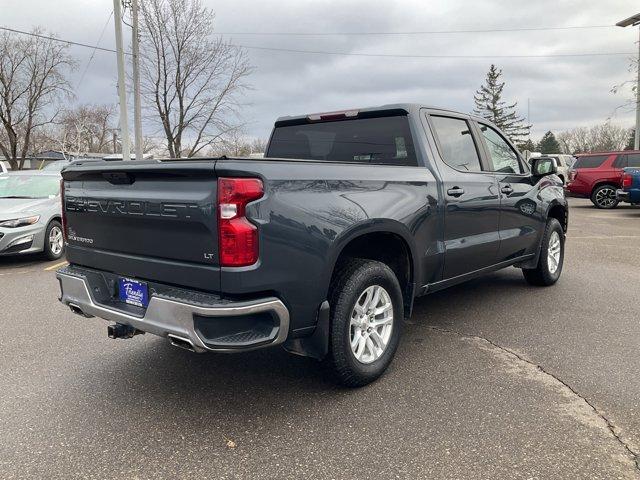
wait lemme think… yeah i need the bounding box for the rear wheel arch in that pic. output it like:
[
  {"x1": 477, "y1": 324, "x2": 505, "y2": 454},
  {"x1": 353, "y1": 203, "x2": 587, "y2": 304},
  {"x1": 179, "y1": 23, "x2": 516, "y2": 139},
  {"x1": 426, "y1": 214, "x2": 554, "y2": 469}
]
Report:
[
  {"x1": 591, "y1": 180, "x2": 619, "y2": 193},
  {"x1": 327, "y1": 224, "x2": 417, "y2": 319}
]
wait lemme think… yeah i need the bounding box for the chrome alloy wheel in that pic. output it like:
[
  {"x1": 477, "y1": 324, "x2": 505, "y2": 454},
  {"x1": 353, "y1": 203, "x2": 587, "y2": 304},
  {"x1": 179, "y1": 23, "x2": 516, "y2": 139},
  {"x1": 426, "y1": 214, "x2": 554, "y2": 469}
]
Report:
[
  {"x1": 595, "y1": 187, "x2": 616, "y2": 207},
  {"x1": 547, "y1": 230, "x2": 561, "y2": 274},
  {"x1": 49, "y1": 225, "x2": 64, "y2": 256},
  {"x1": 349, "y1": 285, "x2": 394, "y2": 364}
]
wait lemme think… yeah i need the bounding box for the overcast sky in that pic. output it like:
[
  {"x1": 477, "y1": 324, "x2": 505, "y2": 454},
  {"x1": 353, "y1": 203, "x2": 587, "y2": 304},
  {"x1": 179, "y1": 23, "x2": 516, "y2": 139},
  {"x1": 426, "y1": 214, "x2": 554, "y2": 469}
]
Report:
[{"x1": 2, "y1": 0, "x2": 638, "y2": 142}]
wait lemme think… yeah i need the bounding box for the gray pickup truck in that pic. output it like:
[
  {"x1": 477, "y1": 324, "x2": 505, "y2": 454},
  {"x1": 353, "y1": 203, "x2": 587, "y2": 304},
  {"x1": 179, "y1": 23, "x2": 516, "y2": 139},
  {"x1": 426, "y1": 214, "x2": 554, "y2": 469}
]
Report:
[{"x1": 57, "y1": 104, "x2": 568, "y2": 386}]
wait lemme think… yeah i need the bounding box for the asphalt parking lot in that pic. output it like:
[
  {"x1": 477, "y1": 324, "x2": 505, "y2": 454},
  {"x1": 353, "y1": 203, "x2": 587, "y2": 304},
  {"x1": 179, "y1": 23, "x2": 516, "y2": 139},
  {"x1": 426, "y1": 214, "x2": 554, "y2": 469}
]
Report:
[{"x1": 1, "y1": 198, "x2": 639, "y2": 479}]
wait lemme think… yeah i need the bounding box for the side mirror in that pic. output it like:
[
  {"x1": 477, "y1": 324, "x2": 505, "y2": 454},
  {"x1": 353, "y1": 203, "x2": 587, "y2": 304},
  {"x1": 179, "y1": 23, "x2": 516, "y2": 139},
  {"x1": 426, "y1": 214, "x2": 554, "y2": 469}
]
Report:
[{"x1": 532, "y1": 157, "x2": 557, "y2": 176}]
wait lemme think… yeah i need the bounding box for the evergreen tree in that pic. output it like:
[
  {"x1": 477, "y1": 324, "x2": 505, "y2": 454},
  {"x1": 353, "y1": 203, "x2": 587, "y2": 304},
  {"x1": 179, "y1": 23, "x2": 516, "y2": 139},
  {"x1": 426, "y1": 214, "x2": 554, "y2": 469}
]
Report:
[
  {"x1": 537, "y1": 131, "x2": 561, "y2": 154},
  {"x1": 474, "y1": 64, "x2": 531, "y2": 144},
  {"x1": 517, "y1": 139, "x2": 536, "y2": 152},
  {"x1": 625, "y1": 128, "x2": 636, "y2": 150}
]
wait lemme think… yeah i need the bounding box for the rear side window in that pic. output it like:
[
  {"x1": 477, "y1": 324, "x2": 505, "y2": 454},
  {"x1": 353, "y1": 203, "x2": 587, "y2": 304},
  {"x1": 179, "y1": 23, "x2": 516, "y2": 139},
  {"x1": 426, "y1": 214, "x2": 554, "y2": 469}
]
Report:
[
  {"x1": 627, "y1": 154, "x2": 640, "y2": 168},
  {"x1": 430, "y1": 116, "x2": 482, "y2": 172},
  {"x1": 613, "y1": 155, "x2": 628, "y2": 168},
  {"x1": 573, "y1": 155, "x2": 608, "y2": 168},
  {"x1": 266, "y1": 115, "x2": 417, "y2": 166}
]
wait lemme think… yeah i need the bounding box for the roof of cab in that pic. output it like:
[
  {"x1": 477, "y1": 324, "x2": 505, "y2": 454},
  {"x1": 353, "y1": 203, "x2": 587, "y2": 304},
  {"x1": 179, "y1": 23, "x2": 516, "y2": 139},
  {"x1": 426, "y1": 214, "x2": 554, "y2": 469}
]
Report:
[{"x1": 274, "y1": 103, "x2": 488, "y2": 125}]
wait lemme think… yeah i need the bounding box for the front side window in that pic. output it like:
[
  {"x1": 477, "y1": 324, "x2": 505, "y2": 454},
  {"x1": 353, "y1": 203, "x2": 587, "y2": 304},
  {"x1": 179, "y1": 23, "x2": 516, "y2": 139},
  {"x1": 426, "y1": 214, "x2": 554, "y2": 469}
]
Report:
[
  {"x1": 430, "y1": 116, "x2": 482, "y2": 172},
  {"x1": 613, "y1": 155, "x2": 628, "y2": 168},
  {"x1": 478, "y1": 124, "x2": 523, "y2": 174}
]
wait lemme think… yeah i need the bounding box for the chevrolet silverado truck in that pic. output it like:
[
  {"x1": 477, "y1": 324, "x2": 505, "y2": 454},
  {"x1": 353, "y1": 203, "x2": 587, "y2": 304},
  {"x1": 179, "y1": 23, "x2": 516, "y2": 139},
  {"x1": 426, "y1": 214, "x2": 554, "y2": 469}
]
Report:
[
  {"x1": 617, "y1": 167, "x2": 640, "y2": 205},
  {"x1": 56, "y1": 104, "x2": 568, "y2": 387}
]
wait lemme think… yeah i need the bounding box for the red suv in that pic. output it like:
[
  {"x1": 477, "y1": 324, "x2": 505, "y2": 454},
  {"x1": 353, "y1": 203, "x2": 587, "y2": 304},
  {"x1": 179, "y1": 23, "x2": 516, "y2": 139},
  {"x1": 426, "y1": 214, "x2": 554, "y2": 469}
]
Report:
[{"x1": 566, "y1": 151, "x2": 640, "y2": 208}]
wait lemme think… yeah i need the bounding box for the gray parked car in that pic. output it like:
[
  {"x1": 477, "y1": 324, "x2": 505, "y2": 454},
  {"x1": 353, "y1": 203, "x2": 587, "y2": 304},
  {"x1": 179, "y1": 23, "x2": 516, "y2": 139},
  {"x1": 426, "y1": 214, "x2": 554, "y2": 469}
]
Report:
[{"x1": 0, "y1": 172, "x2": 64, "y2": 259}]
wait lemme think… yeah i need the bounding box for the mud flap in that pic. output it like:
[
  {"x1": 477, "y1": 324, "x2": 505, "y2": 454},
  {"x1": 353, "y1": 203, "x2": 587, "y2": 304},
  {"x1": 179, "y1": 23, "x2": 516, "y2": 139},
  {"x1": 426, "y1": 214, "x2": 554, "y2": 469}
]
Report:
[{"x1": 284, "y1": 301, "x2": 330, "y2": 360}]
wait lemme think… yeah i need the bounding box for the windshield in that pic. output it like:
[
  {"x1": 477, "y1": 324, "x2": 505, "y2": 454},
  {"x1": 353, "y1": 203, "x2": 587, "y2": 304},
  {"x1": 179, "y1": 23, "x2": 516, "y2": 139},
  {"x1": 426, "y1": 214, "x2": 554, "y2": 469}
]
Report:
[
  {"x1": 266, "y1": 115, "x2": 418, "y2": 166},
  {"x1": 0, "y1": 175, "x2": 60, "y2": 198}
]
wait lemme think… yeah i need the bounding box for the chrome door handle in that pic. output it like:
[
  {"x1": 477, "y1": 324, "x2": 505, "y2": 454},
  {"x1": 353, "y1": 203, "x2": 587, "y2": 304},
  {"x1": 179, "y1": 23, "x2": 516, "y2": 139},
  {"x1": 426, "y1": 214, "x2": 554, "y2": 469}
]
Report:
[
  {"x1": 501, "y1": 185, "x2": 514, "y2": 195},
  {"x1": 447, "y1": 187, "x2": 465, "y2": 197}
]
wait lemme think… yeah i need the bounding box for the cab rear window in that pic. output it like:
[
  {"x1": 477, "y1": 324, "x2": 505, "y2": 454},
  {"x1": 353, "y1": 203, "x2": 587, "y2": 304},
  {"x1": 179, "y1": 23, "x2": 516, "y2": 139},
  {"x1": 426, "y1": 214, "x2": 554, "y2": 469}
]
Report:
[
  {"x1": 266, "y1": 115, "x2": 418, "y2": 166},
  {"x1": 573, "y1": 155, "x2": 608, "y2": 169}
]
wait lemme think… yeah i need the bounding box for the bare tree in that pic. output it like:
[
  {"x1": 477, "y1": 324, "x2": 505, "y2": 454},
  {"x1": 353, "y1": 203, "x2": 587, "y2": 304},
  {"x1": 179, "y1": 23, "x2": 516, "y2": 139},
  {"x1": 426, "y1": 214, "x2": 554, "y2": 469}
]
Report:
[
  {"x1": 611, "y1": 57, "x2": 638, "y2": 115},
  {"x1": 211, "y1": 129, "x2": 267, "y2": 157},
  {"x1": 556, "y1": 123, "x2": 632, "y2": 154},
  {"x1": 138, "y1": 0, "x2": 252, "y2": 158},
  {"x1": 48, "y1": 104, "x2": 117, "y2": 156},
  {"x1": 0, "y1": 29, "x2": 75, "y2": 169}
]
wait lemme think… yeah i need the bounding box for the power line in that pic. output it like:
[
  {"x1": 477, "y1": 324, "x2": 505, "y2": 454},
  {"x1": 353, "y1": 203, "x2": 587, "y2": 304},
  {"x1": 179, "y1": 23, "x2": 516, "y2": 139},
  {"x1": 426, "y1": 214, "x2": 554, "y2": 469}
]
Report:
[
  {"x1": 217, "y1": 24, "x2": 616, "y2": 36},
  {"x1": 0, "y1": 26, "x2": 130, "y2": 55},
  {"x1": 233, "y1": 43, "x2": 634, "y2": 59},
  {"x1": 76, "y1": 11, "x2": 114, "y2": 88},
  {"x1": 1, "y1": 24, "x2": 632, "y2": 60}
]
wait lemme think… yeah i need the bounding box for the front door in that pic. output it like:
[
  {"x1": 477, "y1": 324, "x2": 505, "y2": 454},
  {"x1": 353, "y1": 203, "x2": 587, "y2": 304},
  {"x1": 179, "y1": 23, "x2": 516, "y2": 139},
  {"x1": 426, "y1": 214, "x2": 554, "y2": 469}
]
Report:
[
  {"x1": 427, "y1": 113, "x2": 501, "y2": 279},
  {"x1": 475, "y1": 122, "x2": 542, "y2": 262}
]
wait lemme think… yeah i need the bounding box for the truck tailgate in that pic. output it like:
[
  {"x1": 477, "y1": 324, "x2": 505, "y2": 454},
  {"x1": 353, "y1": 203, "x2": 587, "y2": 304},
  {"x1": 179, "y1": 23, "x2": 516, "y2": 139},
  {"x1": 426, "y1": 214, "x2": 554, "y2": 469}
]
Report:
[{"x1": 61, "y1": 161, "x2": 220, "y2": 292}]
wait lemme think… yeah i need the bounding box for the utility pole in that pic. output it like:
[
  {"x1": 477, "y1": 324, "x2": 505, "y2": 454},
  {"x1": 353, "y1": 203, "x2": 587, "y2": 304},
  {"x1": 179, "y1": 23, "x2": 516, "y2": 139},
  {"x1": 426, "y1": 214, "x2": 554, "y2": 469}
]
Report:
[
  {"x1": 637, "y1": 26, "x2": 640, "y2": 150},
  {"x1": 113, "y1": 0, "x2": 131, "y2": 160},
  {"x1": 131, "y1": 0, "x2": 143, "y2": 161},
  {"x1": 616, "y1": 13, "x2": 640, "y2": 150}
]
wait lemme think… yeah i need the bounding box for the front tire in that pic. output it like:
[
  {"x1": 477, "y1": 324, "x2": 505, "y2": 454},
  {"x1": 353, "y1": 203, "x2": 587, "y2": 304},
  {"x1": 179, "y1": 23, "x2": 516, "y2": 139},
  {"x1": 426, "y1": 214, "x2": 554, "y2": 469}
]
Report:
[
  {"x1": 522, "y1": 218, "x2": 564, "y2": 286},
  {"x1": 44, "y1": 220, "x2": 65, "y2": 260},
  {"x1": 326, "y1": 259, "x2": 404, "y2": 387},
  {"x1": 591, "y1": 184, "x2": 618, "y2": 209}
]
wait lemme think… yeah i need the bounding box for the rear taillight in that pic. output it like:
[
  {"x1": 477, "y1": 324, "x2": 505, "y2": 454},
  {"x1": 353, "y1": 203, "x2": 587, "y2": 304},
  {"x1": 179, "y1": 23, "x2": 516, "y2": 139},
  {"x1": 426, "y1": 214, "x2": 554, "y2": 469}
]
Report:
[
  {"x1": 569, "y1": 170, "x2": 577, "y2": 182},
  {"x1": 217, "y1": 177, "x2": 264, "y2": 267},
  {"x1": 622, "y1": 173, "x2": 633, "y2": 188},
  {"x1": 60, "y1": 178, "x2": 67, "y2": 241}
]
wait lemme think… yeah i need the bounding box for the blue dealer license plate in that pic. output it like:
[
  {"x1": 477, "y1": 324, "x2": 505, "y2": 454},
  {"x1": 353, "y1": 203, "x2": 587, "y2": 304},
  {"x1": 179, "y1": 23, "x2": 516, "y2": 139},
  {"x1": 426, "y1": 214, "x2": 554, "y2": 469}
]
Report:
[{"x1": 118, "y1": 277, "x2": 149, "y2": 307}]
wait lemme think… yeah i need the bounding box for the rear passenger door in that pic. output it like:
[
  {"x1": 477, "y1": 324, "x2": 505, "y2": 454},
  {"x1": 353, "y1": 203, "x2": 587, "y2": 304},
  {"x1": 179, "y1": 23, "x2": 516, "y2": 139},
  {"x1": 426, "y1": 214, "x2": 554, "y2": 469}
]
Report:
[
  {"x1": 475, "y1": 122, "x2": 542, "y2": 263},
  {"x1": 426, "y1": 113, "x2": 500, "y2": 279}
]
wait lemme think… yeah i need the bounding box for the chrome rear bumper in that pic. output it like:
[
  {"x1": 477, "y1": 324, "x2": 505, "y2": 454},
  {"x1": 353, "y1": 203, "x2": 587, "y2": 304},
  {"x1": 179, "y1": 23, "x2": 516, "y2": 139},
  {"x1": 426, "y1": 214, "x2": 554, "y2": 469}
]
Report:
[{"x1": 56, "y1": 269, "x2": 290, "y2": 353}]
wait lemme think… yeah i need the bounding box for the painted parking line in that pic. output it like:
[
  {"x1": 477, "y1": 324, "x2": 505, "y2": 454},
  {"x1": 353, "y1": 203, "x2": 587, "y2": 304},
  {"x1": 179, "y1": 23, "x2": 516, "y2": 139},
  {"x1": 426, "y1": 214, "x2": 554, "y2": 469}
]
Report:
[
  {"x1": 0, "y1": 267, "x2": 39, "y2": 276},
  {"x1": 44, "y1": 260, "x2": 68, "y2": 271}
]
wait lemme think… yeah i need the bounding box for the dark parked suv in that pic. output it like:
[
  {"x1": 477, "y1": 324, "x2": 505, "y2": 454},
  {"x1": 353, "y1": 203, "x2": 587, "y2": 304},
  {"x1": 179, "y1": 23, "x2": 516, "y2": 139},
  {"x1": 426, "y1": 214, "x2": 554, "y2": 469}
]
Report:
[
  {"x1": 566, "y1": 151, "x2": 640, "y2": 208},
  {"x1": 56, "y1": 104, "x2": 568, "y2": 386}
]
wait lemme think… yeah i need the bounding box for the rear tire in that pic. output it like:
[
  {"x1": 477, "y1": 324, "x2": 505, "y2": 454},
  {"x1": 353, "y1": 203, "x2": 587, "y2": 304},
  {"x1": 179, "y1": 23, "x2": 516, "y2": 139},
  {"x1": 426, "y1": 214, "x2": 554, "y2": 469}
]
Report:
[
  {"x1": 325, "y1": 259, "x2": 403, "y2": 387},
  {"x1": 590, "y1": 184, "x2": 618, "y2": 209},
  {"x1": 522, "y1": 218, "x2": 564, "y2": 286},
  {"x1": 43, "y1": 220, "x2": 65, "y2": 261}
]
